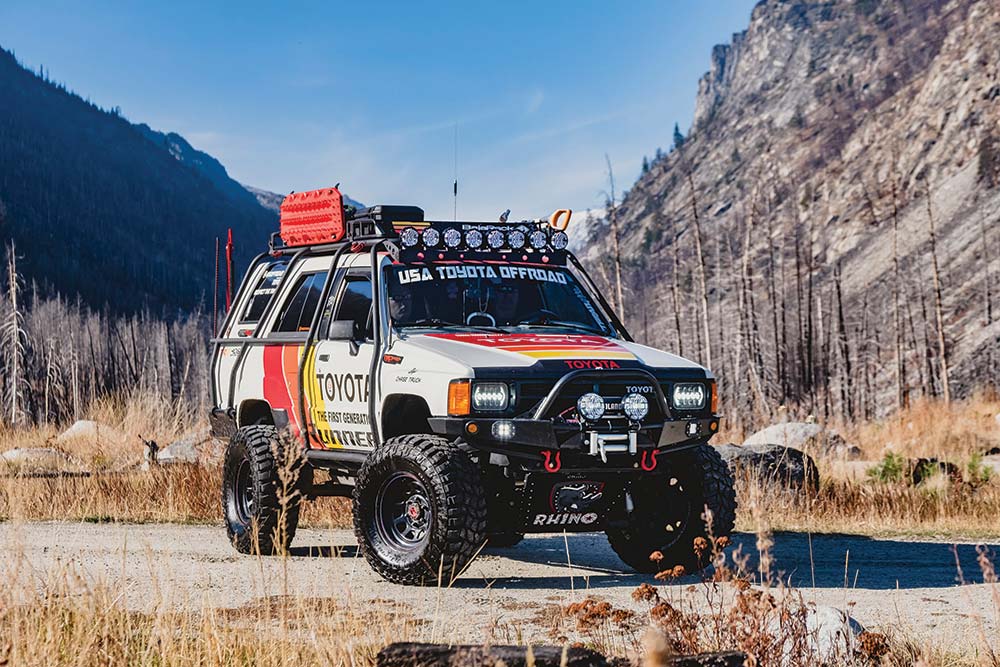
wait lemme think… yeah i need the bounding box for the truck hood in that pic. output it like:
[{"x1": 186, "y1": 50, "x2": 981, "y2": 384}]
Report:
[{"x1": 394, "y1": 332, "x2": 708, "y2": 376}]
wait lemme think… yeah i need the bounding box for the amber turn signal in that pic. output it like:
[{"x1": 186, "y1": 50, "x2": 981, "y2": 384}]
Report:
[
  {"x1": 448, "y1": 379, "x2": 472, "y2": 416},
  {"x1": 710, "y1": 381, "x2": 719, "y2": 414}
]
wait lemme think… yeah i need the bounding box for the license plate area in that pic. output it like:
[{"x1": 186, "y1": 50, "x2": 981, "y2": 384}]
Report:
[{"x1": 522, "y1": 474, "x2": 622, "y2": 532}]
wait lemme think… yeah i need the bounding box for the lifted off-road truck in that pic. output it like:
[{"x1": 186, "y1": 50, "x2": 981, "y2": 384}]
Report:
[{"x1": 210, "y1": 187, "x2": 736, "y2": 585}]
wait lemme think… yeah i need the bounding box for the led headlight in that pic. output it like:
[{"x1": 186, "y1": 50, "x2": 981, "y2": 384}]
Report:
[
  {"x1": 487, "y1": 229, "x2": 506, "y2": 249},
  {"x1": 550, "y1": 231, "x2": 569, "y2": 250},
  {"x1": 399, "y1": 227, "x2": 420, "y2": 248},
  {"x1": 507, "y1": 230, "x2": 526, "y2": 249},
  {"x1": 421, "y1": 227, "x2": 440, "y2": 248},
  {"x1": 621, "y1": 393, "x2": 649, "y2": 421},
  {"x1": 472, "y1": 382, "x2": 509, "y2": 411},
  {"x1": 443, "y1": 227, "x2": 462, "y2": 248},
  {"x1": 672, "y1": 383, "x2": 706, "y2": 410},
  {"x1": 465, "y1": 229, "x2": 483, "y2": 249},
  {"x1": 528, "y1": 230, "x2": 548, "y2": 249},
  {"x1": 577, "y1": 392, "x2": 605, "y2": 421}
]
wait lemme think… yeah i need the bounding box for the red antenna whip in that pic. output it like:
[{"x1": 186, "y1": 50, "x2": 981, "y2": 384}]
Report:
[{"x1": 225, "y1": 228, "x2": 234, "y2": 311}]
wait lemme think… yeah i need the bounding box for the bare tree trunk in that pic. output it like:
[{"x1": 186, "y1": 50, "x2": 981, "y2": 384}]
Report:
[
  {"x1": 982, "y1": 211, "x2": 994, "y2": 324},
  {"x1": 686, "y1": 171, "x2": 712, "y2": 368},
  {"x1": 604, "y1": 154, "x2": 625, "y2": 320},
  {"x1": 834, "y1": 264, "x2": 853, "y2": 421},
  {"x1": 925, "y1": 185, "x2": 950, "y2": 404},
  {"x1": 668, "y1": 216, "x2": 685, "y2": 357}
]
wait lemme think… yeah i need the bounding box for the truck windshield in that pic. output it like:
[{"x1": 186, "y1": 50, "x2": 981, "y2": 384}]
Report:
[{"x1": 386, "y1": 263, "x2": 615, "y2": 336}]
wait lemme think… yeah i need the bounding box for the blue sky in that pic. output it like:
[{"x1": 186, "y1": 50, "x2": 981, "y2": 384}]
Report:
[{"x1": 0, "y1": 1, "x2": 757, "y2": 220}]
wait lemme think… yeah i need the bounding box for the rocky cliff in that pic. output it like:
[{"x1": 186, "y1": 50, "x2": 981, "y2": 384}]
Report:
[{"x1": 581, "y1": 0, "x2": 1000, "y2": 420}]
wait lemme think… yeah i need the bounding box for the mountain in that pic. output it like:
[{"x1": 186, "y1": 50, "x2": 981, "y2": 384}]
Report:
[
  {"x1": 580, "y1": 0, "x2": 1000, "y2": 418},
  {"x1": 244, "y1": 184, "x2": 365, "y2": 215}
]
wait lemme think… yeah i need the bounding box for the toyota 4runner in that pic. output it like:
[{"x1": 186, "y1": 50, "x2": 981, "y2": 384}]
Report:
[{"x1": 210, "y1": 187, "x2": 736, "y2": 585}]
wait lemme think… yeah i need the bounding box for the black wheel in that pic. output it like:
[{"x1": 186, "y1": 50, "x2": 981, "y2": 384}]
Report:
[
  {"x1": 607, "y1": 444, "x2": 736, "y2": 574},
  {"x1": 222, "y1": 425, "x2": 312, "y2": 555},
  {"x1": 485, "y1": 532, "x2": 524, "y2": 548},
  {"x1": 353, "y1": 434, "x2": 487, "y2": 585}
]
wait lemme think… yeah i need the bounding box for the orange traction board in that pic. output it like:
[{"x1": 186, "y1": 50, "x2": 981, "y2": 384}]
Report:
[{"x1": 279, "y1": 187, "x2": 345, "y2": 247}]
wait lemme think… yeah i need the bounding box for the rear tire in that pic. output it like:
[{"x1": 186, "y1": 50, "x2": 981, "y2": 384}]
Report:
[
  {"x1": 222, "y1": 425, "x2": 311, "y2": 555},
  {"x1": 353, "y1": 435, "x2": 487, "y2": 585},
  {"x1": 607, "y1": 444, "x2": 736, "y2": 574}
]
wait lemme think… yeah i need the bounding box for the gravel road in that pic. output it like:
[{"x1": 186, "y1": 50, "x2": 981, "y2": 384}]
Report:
[{"x1": 2, "y1": 521, "x2": 998, "y2": 645}]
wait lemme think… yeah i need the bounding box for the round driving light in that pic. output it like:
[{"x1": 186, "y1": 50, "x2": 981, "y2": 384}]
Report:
[
  {"x1": 487, "y1": 229, "x2": 505, "y2": 249},
  {"x1": 421, "y1": 227, "x2": 440, "y2": 248},
  {"x1": 507, "y1": 230, "x2": 526, "y2": 249},
  {"x1": 550, "y1": 231, "x2": 569, "y2": 250},
  {"x1": 528, "y1": 230, "x2": 548, "y2": 249},
  {"x1": 577, "y1": 392, "x2": 605, "y2": 421},
  {"x1": 465, "y1": 229, "x2": 484, "y2": 249},
  {"x1": 399, "y1": 227, "x2": 420, "y2": 248},
  {"x1": 621, "y1": 393, "x2": 649, "y2": 421},
  {"x1": 443, "y1": 227, "x2": 462, "y2": 248}
]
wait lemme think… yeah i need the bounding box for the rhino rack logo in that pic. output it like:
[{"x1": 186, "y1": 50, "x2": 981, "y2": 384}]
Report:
[{"x1": 533, "y1": 512, "x2": 599, "y2": 526}]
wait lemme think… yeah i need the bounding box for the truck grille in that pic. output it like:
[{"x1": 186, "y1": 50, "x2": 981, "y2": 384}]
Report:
[{"x1": 514, "y1": 379, "x2": 671, "y2": 421}]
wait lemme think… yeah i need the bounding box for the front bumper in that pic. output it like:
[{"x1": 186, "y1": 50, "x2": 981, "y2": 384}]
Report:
[{"x1": 427, "y1": 415, "x2": 720, "y2": 460}]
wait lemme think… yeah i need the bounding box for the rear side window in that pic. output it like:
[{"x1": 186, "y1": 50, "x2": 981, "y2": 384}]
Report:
[
  {"x1": 333, "y1": 277, "x2": 373, "y2": 338},
  {"x1": 274, "y1": 272, "x2": 328, "y2": 333},
  {"x1": 240, "y1": 261, "x2": 287, "y2": 324}
]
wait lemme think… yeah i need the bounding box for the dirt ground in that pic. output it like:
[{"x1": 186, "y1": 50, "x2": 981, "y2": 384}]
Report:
[{"x1": 2, "y1": 521, "x2": 998, "y2": 646}]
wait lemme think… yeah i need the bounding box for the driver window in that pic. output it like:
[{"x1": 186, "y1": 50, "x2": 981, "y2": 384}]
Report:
[{"x1": 332, "y1": 277, "x2": 373, "y2": 339}]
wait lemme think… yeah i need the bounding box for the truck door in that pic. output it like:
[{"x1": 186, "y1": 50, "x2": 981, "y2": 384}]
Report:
[{"x1": 306, "y1": 269, "x2": 377, "y2": 450}]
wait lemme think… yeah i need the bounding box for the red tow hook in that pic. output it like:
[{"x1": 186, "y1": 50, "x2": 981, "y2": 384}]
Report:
[
  {"x1": 542, "y1": 450, "x2": 562, "y2": 473},
  {"x1": 640, "y1": 449, "x2": 659, "y2": 472}
]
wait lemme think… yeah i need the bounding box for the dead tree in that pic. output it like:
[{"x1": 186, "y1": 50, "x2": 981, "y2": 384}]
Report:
[
  {"x1": 603, "y1": 154, "x2": 625, "y2": 320},
  {"x1": 668, "y1": 215, "x2": 685, "y2": 356},
  {"x1": 686, "y1": 171, "x2": 712, "y2": 368},
  {"x1": 924, "y1": 184, "x2": 950, "y2": 404},
  {"x1": 3, "y1": 243, "x2": 28, "y2": 427},
  {"x1": 982, "y1": 211, "x2": 994, "y2": 324}
]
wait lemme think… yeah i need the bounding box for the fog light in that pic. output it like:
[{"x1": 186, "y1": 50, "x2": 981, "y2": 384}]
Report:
[
  {"x1": 577, "y1": 392, "x2": 605, "y2": 421},
  {"x1": 621, "y1": 393, "x2": 649, "y2": 421},
  {"x1": 399, "y1": 227, "x2": 420, "y2": 248},
  {"x1": 492, "y1": 420, "x2": 516, "y2": 440},
  {"x1": 443, "y1": 227, "x2": 462, "y2": 248},
  {"x1": 686, "y1": 421, "x2": 700, "y2": 437},
  {"x1": 487, "y1": 229, "x2": 505, "y2": 249},
  {"x1": 421, "y1": 227, "x2": 440, "y2": 248},
  {"x1": 465, "y1": 229, "x2": 483, "y2": 249}
]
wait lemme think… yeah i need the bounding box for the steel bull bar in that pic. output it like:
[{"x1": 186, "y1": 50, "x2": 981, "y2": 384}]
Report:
[{"x1": 428, "y1": 369, "x2": 719, "y2": 468}]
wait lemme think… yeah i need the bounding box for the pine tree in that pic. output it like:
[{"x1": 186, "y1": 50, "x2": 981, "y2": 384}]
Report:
[
  {"x1": 673, "y1": 123, "x2": 686, "y2": 150},
  {"x1": 641, "y1": 156, "x2": 650, "y2": 174}
]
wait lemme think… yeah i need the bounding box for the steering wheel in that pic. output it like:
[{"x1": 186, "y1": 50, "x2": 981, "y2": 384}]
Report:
[
  {"x1": 516, "y1": 309, "x2": 559, "y2": 325},
  {"x1": 466, "y1": 311, "x2": 497, "y2": 327}
]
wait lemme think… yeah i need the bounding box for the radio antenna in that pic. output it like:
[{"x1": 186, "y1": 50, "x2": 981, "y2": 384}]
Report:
[{"x1": 453, "y1": 123, "x2": 458, "y2": 222}]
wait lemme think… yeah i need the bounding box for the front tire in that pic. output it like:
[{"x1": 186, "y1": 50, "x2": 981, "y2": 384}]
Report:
[
  {"x1": 607, "y1": 444, "x2": 736, "y2": 574},
  {"x1": 222, "y1": 425, "x2": 311, "y2": 555},
  {"x1": 353, "y1": 435, "x2": 487, "y2": 585}
]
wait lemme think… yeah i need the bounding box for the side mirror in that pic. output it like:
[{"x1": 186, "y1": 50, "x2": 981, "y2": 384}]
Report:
[{"x1": 328, "y1": 319, "x2": 359, "y2": 341}]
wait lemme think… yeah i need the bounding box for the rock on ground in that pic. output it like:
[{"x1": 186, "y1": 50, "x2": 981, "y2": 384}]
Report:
[
  {"x1": 715, "y1": 443, "x2": 820, "y2": 492},
  {"x1": 54, "y1": 420, "x2": 129, "y2": 446},
  {"x1": 149, "y1": 428, "x2": 221, "y2": 466},
  {"x1": 0, "y1": 447, "x2": 77, "y2": 472},
  {"x1": 744, "y1": 422, "x2": 857, "y2": 459}
]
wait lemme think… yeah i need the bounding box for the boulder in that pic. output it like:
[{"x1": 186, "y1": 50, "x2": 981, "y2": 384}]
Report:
[
  {"x1": 716, "y1": 443, "x2": 820, "y2": 493},
  {"x1": 1, "y1": 447, "x2": 77, "y2": 472},
  {"x1": 743, "y1": 422, "x2": 849, "y2": 458},
  {"x1": 54, "y1": 420, "x2": 128, "y2": 446},
  {"x1": 765, "y1": 604, "x2": 864, "y2": 666},
  {"x1": 148, "y1": 428, "x2": 220, "y2": 466}
]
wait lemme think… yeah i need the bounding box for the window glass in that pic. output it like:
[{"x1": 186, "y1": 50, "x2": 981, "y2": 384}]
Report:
[
  {"x1": 240, "y1": 261, "x2": 287, "y2": 323},
  {"x1": 274, "y1": 272, "x2": 328, "y2": 333},
  {"x1": 333, "y1": 277, "x2": 373, "y2": 338}
]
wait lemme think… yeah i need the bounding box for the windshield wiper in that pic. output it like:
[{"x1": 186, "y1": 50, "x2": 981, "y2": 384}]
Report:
[
  {"x1": 516, "y1": 321, "x2": 609, "y2": 336},
  {"x1": 400, "y1": 318, "x2": 506, "y2": 334}
]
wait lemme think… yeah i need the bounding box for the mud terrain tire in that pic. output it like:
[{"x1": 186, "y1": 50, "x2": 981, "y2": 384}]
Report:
[
  {"x1": 353, "y1": 435, "x2": 487, "y2": 585},
  {"x1": 607, "y1": 444, "x2": 736, "y2": 574},
  {"x1": 222, "y1": 425, "x2": 311, "y2": 555}
]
